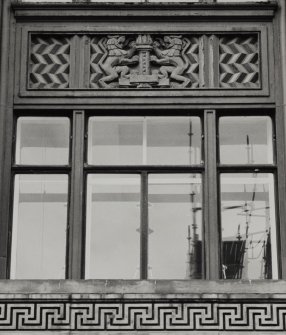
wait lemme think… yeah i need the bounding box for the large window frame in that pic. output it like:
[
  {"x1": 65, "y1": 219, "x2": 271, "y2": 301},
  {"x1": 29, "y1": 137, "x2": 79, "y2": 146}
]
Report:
[
  {"x1": 216, "y1": 110, "x2": 280, "y2": 279},
  {"x1": 9, "y1": 111, "x2": 72, "y2": 279},
  {"x1": 84, "y1": 112, "x2": 204, "y2": 280},
  {"x1": 7, "y1": 108, "x2": 284, "y2": 280}
]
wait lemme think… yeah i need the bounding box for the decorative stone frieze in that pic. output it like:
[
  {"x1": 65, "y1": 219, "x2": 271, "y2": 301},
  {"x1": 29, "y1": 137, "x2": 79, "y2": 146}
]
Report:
[
  {"x1": 28, "y1": 33, "x2": 260, "y2": 91},
  {"x1": 0, "y1": 296, "x2": 285, "y2": 331}
]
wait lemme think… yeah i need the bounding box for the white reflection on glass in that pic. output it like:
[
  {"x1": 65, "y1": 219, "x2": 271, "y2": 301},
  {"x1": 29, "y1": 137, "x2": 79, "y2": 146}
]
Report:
[
  {"x1": 88, "y1": 117, "x2": 201, "y2": 166},
  {"x1": 88, "y1": 117, "x2": 143, "y2": 165},
  {"x1": 16, "y1": 117, "x2": 70, "y2": 165},
  {"x1": 85, "y1": 174, "x2": 140, "y2": 279},
  {"x1": 149, "y1": 174, "x2": 202, "y2": 279},
  {"x1": 147, "y1": 117, "x2": 201, "y2": 165},
  {"x1": 220, "y1": 173, "x2": 278, "y2": 280},
  {"x1": 10, "y1": 174, "x2": 68, "y2": 279},
  {"x1": 219, "y1": 116, "x2": 273, "y2": 164}
]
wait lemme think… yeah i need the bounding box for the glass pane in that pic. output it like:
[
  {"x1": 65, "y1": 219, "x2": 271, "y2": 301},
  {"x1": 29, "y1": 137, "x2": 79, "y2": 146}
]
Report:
[
  {"x1": 219, "y1": 116, "x2": 273, "y2": 164},
  {"x1": 86, "y1": 174, "x2": 140, "y2": 279},
  {"x1": 88, "y1": 117, "x2": 143, "y2": 165},
  {"x1": 16, "y1": 117, "x2": 70, "y2": 165},
  {"x1": 220, "y1": 173, "x2": 278, "y2": 280},
  {"x1": 88, "y1": 116, "x2": 201, "y2": 165},
  {"x1": 147, "y1": 117, "x2": 201, "y2": 165},
  {"x1": 10, "y1": 174, "x2": 68, "y2": 279},
  {"x1": 149, "y1": 174, "x2": 202, "y2": 279}
]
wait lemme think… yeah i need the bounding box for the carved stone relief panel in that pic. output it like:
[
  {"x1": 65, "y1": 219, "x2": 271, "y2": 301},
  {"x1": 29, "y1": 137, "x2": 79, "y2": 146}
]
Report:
[
  {"x1": 219, "y1": 35, "x2": 260, "y2": 88},
  {"x1": 90, "y1": 34, "x2": 200, "y2": 89},
  {"x1": 29, "y1": 36, "x2": 71, "y2": 89},
  {"x1": 27, "y1": 33, "x2": 261, "y2": 91}
]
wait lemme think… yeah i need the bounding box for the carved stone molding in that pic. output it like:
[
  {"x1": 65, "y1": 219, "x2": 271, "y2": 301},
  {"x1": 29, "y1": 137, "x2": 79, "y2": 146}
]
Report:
[{"x1": 0, "y1": 297, "x2": 285, "y2": 331}]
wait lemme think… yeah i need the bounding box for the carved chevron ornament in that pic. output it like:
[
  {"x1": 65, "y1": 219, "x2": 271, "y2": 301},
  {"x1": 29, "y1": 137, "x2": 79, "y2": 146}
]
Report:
[
  {"x1": 29, "y1": 36, "x2": 71, "y2": 89},
  {"x1": 219, "y1": 36, "x2": 260, "y2": 88}
]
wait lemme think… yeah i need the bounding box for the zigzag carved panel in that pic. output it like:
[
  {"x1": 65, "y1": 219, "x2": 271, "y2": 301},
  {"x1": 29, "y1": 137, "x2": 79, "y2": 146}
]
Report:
[
  {"x1": 219, "y1": 35, "x2": 260, "y2": 88},
  {"x1": 0, "y1": 300, "x2": 285, "y2": 331},
  {"x1": 29, "y1": 36, "x2": 71, "y2": 89}
]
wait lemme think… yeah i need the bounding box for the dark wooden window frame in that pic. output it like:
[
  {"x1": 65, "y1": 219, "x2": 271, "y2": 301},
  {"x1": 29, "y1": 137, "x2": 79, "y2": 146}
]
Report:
[
  {"x1": 216, "y1": 109, "x2": 281, "y2": 279},
  {"x1": 2, "y1": 1, "x2": 286, "y2": 284},
  {"x1": 82, "y1": 111, "x2": 206, "y2": 280},
  {"x1": 8, "y1": 107, "x2": 285, "y2": 281}
]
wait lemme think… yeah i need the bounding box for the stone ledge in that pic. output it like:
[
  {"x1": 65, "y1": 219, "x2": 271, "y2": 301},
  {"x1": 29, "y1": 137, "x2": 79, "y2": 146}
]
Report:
[{"x1": 0, "y1": 279, "x2": 286, "y2": 294}]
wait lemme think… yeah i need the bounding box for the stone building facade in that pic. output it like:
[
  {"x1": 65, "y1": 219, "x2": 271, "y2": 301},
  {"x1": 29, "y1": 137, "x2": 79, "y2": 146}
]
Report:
[{"x1": 0, "y1": 0, "x2": 286, "y2": 333}]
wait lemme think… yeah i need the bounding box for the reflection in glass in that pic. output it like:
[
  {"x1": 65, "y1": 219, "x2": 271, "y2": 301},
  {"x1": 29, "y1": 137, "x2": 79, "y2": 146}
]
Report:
[
  {"x1": 16, "y1": 117, "x2": 70, "y2": 165},
  {"x1": 88, "y1": 117, "x2": 201, "y2": 165},
  {"x1": 10, "y1": 174, "x2": 68, "y2": 279},
  {"x1": 149, "y1": 174, "x2": 202, "y2": 279},
  {"x1": 147, "y1": 117, "x2": 201, "y2": 165},
  {"x1": 220, "y1": 173, "x2": 278, "y2": 280},
  {"x1": 85, "y1": 174, "x2": 140, "y2": 279},
  {"x1": 88, "y1": 117, "x2": 143, "y2": 165},
  {"x1": 219, "y1": 116, "x2": 273, "y2": 164}
]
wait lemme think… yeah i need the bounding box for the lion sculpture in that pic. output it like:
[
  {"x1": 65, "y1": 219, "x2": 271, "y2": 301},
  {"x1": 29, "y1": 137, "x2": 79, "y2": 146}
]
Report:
[
  {"x1": 98, "y1": 36, "x2": 139, "y2": 88},
  {"x1": 151, "y1": 35, "x2": 191, "y2": 88}
]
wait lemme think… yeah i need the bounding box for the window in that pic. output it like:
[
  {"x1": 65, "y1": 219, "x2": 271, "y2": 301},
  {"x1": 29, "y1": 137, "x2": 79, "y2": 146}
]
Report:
[
  {"x1": 10, "y1": 117, "x2": 70, "y2": 279},
  {"x1": 218, "y1": 115, "x2": 278, "y2": 280},
  {"x1": 9, "y1": 111, "x2": 279, "y2": 280},
  {"x1": 85, "y1": 116, "x2": 203, "y2": 279}
]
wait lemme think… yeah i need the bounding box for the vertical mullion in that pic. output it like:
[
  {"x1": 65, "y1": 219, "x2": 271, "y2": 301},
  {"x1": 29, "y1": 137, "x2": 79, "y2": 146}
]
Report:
[
  {"x1": 201, "y1": 35, "x2": 209, "y2": 88},
  {"x1": 275, "y1": 106, "x2": 286, "y2": 278},
  {"x1": 204, "y1": 110, "x2": 220, "y2": 280},
  {"x1": 68, "y1": 110, "x2": 85, "y2": 279},
  {"x1": 209, "y1": 35, "x2": 220, "y2": 88},
  {"x1": 69, "y1": 35, "x2": 77, "y2": 89},
  {"x1": 83, "y1": 35, "x2": 90, "y2": 89},
  {"x1": 140, "y1": 172, "x2": 148, "y2": 279},
  {"x1": 70, "y1": 35, "x2": 86, "y2": 89}
]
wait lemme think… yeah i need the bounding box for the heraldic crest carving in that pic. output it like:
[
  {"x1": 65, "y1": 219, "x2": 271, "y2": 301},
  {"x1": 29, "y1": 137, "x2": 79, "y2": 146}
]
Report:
[{"x1": 90, "y1": 34, "x2": 200, "y2": 89}]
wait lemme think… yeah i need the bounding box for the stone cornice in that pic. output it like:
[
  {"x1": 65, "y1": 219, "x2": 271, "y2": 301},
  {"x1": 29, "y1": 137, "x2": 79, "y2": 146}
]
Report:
[{"x1": 11, "y1": 1, "x2": 277, "y2": 21}]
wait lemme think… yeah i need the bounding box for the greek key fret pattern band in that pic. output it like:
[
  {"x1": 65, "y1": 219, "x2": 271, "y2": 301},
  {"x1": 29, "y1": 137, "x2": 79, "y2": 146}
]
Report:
[{"x1": 0, "y1": 300, "x2": 285, "y2": 331}]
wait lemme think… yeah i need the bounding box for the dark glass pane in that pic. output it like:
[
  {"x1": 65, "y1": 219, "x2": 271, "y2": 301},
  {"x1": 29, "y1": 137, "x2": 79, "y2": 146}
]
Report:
[
  {"x1": 219, "y1": 116, "x2": 273, "y2": 164},
  {"x1": 220, "y1": 173, "x2": 278, "y2": 280},
  {"x1": 149, "y1": 174, "x2": 202, "y2": 279},
  {"x1": 16, "y1": 117, "x2": 70, "y2": 165},
  {"x1": 86, "y1": 174, "x2": 140, "y2": 279},
  {"x1": 11, "y1": 174, "x2": 68, "y2": 279},
  {"x1": 88, "y1": 117, "x2": 201, "y2": 166}
]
